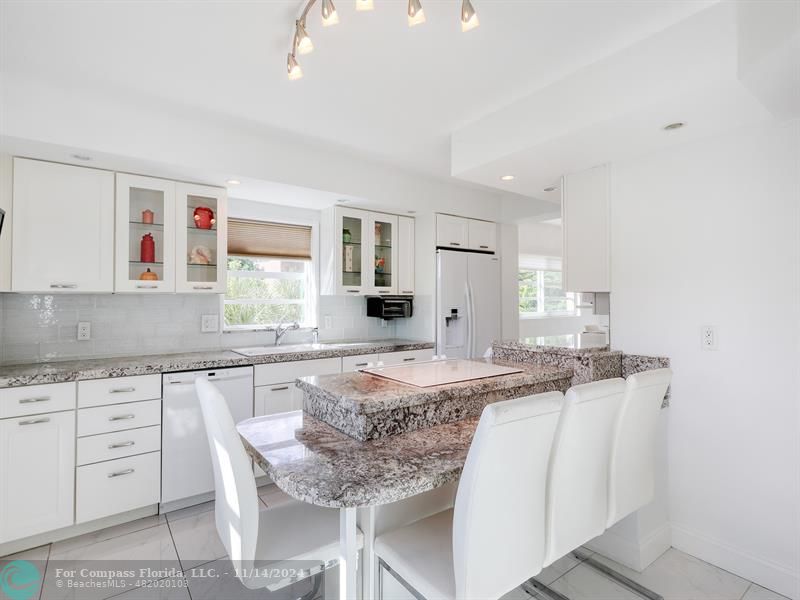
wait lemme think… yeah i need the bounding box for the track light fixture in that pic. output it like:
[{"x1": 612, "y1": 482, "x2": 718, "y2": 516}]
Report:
[
  {"x1": 286, "y1": 0, "x2": 478, "y2": 80},
  {"x1": 407, "y1": 0, "x2": 425, "y2": 27}
]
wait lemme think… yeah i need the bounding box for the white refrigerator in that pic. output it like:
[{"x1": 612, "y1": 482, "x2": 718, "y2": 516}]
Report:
[{"x1": 436, "y1": 249, "x2": 501, "y2": 359}]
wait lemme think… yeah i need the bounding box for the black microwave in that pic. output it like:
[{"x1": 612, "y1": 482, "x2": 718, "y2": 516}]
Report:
[{"x1": 366, "y1": 295, "x2": 413, "y2": 319}]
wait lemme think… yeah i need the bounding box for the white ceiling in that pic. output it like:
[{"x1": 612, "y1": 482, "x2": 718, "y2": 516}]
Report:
[{"x1": 0, "y1": 0, "x2": 715, "y2": 188}]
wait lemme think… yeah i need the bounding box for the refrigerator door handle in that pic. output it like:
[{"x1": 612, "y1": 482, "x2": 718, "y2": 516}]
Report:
[{"x1": 465, "y1": 281, "x2": 474, "y2": 359}]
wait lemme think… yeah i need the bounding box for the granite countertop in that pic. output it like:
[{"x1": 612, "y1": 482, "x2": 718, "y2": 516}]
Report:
[
  {"x1": 238, "y1": 410, "x2": 477, "y2": 508},
  {"x1": 0, "y1": 339, "x2": 434, "y2": 389},
  {"x1": 295, "y1": 358, "x2": 573, "y2": 416},
  {"x1": 496, "y1": 336, "x2": 614, "y2": 356}
]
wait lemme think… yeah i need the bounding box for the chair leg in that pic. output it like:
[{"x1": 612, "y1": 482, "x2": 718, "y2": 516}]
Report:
[
  {"x1": 521, "y1": 578, "x2": 572, "y2": 600},
  {"x1": 571, "y1": 551, "x2": 664, "y2": 600}
]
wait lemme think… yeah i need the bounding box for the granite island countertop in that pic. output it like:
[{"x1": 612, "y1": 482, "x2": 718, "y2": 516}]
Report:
[
  {"x1": 238, "y1": 410, "x2": 477, "y2": 508},
  {"x1": 0, "y1": 339, "x2": 434, "y2": 389},
  {"x1": 296, "y1": 358, "x2": 573, "y2": 440}
]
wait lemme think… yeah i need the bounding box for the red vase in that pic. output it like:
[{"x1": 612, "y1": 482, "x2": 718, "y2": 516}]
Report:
[
  {"x1": 140, "y1": 233, "x2": 155, "y2": 263},
  {"x1": 193, "y1": 206, "x2": 215, "y2": 230}
]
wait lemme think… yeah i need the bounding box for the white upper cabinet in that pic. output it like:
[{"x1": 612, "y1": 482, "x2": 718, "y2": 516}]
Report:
[
  {"x1": 12, "y1": 158, "x2": 114, "y2": 293},
  {"x1": 175, "y1": 183, "x2": 227, "y2": 293},
  {"x1": 397, "y1": 216, "x2": 415, "y2": 295},
  {"x1": 321, "y1": 207, "x2": 408, "y2": 296},
  {"x1": 562, "y1": 164, "x2": 610, "y2": 292},
  {"x1": 115, "y1": 174, "x2": 176, "y2": 293},
  {"x1": 467, "y1": 219, "x2": 497, "y2": 252},
  {"x1": 436, "y1": 214, "x2": 469, "y2": 249}
]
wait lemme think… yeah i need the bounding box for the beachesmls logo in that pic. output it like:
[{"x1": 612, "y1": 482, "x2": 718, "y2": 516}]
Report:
[{"x1": 0, "y1": 560, "x2": 40, "y2": 600}]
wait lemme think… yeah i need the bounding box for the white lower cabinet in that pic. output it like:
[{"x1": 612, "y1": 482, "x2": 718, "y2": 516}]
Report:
[
  {"x1": 76, "y1": 452, "x2": 161, "y2": 523},
  {"x1": 0, "y1": 410, "x2": 76, "y2": 543},
  {"x1": 77, "y1": 425, "x2": 161, "y2": 466},
  {"x1": 255, "y1": 382, "x2": 301, "y2": 416},
  {"x1": 378, "y1": 349, "x2": 434, "y2": 366}
]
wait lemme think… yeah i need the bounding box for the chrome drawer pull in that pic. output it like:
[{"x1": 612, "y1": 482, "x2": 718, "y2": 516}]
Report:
[
  {"x1": 479, "y1": 245, "x2": 489, "y2": 249},
  {"x1": 378, "y1": 290, "x2": 390, "y2": 294},
  {"x1": 193, "y1": 285, "x2": 214, "y2": 290},
  {"x1": 108, "y1": 414, "x2": 136, "y2": 421},
  {"x1": 346, "y1": 289, "x2": 359, "y2": 293},
  {"x1": 19, "y1": 396, "x2": 50, "y2": 404},
  {"x1": 19, "y1": 417, "x2": 50, "y2": 426},
  {"x1": 270, "y1": 386, "x2": 289, "y2": 392},
  {"x1": 108, "y1": 469, "x2": 135, "y2": 478},
  {"x1": 50, "y1": 283, "x2": 78, "y2": 289},
  {"x1": 401, "y1": 290, "x2": 413, "y2": 294},
  {"x1": 449, "y1": 242, "x2": 461, "y2": 246},
  {"x1": 354, "y1": 362, "x2": 369, "y2": 367},
  {"x1": 136, "y1": 284, "x2": 158, "y2": 289},
  {"x1": 108, "y1": 441, "x2": 135, "y2": 449},
  {"x1": 403, "y1": 357, "x2": 416, "y2": 362},
  {"x1": 110, "y1": 387, "x2": 136, "y2": 393}
]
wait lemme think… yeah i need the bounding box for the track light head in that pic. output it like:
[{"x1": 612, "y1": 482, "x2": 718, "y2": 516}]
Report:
[
  {"x1": 407, "y1": 0, "x2": 425, "y2": 26},
  {"x1": 321, "y1": 0, "x2": 339, "y2": 26},
  {"x1": 294, "y1": 20, "x2": 314, "y2": 55},
  {"x1": 461, "y1": 0, "x2": 479, "y2": 31},
  {"x1": 287, "y1": 53, "x2": 303, "y2": 80},
  {"x1": 355, "y1": 0, "x2": 374, "y2": 11}
]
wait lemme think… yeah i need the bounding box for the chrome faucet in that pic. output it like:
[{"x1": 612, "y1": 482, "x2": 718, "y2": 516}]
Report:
[{"x1": 274, "y1": 320, "x2": 300, "y2": 346}]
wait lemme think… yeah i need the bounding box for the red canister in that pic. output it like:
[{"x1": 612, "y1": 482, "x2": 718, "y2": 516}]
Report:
[
  {"x1": 140, "y1": 233, "x2": 155, "y2": 263},
  {"x1": 193, "y1": 206, "x2": 215, "y2": 230}
]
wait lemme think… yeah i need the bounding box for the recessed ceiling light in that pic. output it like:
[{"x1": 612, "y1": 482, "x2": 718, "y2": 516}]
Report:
[
  {"x1": 663, "y1": 122, "x2": 686, "y2": 131},
  {"x1": 71, "y1": 154, "x2": 92, "y2": 161},
  {"x1": 543, "y1": 186, "x2": 558, "y2": 192},
  {"x1": 500, "y1": 175, "x2": 515, "y2": 181},
  {"x1": 226, "y1": 179, "x2": 241, "y2": 185}
]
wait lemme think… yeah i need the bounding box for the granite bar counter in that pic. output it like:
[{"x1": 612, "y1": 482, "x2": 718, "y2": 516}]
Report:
[
  {"x1": 0, "y1": 339, "x2": 434, "y2": 388},
  {"x1": 296, "y1": 358, "x2": 572, "y2": 441}
]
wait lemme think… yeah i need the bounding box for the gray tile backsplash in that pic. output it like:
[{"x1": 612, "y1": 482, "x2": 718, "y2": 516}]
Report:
[{"x1": 0, "y1": 293, "x2": 398, "y2": 364}]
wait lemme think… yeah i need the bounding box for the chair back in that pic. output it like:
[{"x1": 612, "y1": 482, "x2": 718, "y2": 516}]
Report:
[
  {"x1": 607, "y1": 368, "x2": 672, "y2": 527},
  {"x1": 195, "y1": 378, "x2": 261, "y2": 569},
  {"x1": 453, "y1": 392, "x2": 563, "y2": 600},
  {"x1": 544, "y1": 378, "x2": 626, "y2": 566}
]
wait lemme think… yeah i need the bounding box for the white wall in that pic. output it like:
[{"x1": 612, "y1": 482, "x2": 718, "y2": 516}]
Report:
[
  {"x1": 610, "y1": 119, "x2": 800, "y2": 599},
  {"x1": 518, "y1": 221, "x2": 563, "y2": 257}
]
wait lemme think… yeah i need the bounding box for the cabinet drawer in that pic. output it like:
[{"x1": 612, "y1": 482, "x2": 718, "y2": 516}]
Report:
[
  {"x1": 77, "y1": 399, "x2": 161, "y2": 437},
  {"x1": 76, "y1": 451, "x2": 161, "y2": 523},
  {"x1": 379, "y1": 349, "x2": 435, "y2": 366},
  {"x1": 342, "y1": 354, "x2": 380, "y2": 372},
  {"x1": 254, "y1": 357, "x2": 341, "y2": 386},
  {"x1": 77, "y1": 425, "x2": 161, "y2": 466},
  {"x1": 78, "y1": 375, "x2": 161, "y2": 408},
  {"x1": 255, "y1": 382, "x2": 301, "y2": 417},
  {"x1": 0, "y1": 382, "x2": 76, "y2": 419}
]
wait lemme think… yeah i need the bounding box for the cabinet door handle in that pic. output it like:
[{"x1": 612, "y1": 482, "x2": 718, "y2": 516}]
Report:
[
  {"x1": 270, "y1": 386, "x2": 289, "y2": 392},
  {"x1": 193, "y1": 285, "x2": 214, "y2": 290},
  {"x1": 108, "y1": 414, "x2": 136, "y2": 421},
  {"x1": 479, "y1": 245, "x2": 489, "y2": 249},
  {"x1": 108, "y1": 441, "x2": 135, "y2": 449},
  {"x1": 19, "y1": 417, "x2": 50, "y2": 426},
  {"x1": 50, "y1": 283, "x2": 78, "y2": 289},
  {"x1": 449, "y1": 242, "x2": 461, "y2": 246},
  {"x1": 109, "y1": 387, "x2": 136, "y2": 394},
  {"x1": 136, "y1": 284, "x2": 158, "y2": 289},
  {"x1": 346, "y1": 289, "x2": 360, "y2": 293},
  {"x1": 107, "y1": 469, "x2": 135, "y2": 478},
  {"x1": 354, "y1": 362, "x2": 369, "y2": 367},
  {"x1": 378, "y1": 290, "x2": 391, "y2": 294},
  {"x1": 19, "y1": 396, "x2": 50, "y2": 404},
  {"x1": 403, "y1": 357, "x2": 416, "y2": 362},
  {"x1": 401, "y1": 290, "x2": 413, "y2": 294}
]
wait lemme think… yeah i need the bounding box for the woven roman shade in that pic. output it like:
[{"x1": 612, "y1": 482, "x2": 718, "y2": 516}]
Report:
[{"x1": 227, "y1": 219, "x2": 312, "y2": 260}]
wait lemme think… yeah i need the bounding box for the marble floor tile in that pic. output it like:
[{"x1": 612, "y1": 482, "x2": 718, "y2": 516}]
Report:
[
  {"x1": 163, "y1": 500, "x2": 214, "y2": 523},
  {"x1": 550, "y1": 563, "x2": 642, "y2": 600},
  {"x1": 42, "y1": 524, "x2": 180, "y2": 600},
  {"x1": 536, "y1": 551, "x2": 584, "y2": 585},
  {"x1": 741, "y1": 583, "x2": 792, "y2": 600},
  {"x1": 258, "y1": 484, "x2": 296, "y2": 509},
  {"x1": 166, "y1": 508, "x2": 227, "y2": 570},
  {"x1": 51, "y1": 514, "x2": 166, "y2": 555},
  {"x1": 592, "y1": 548, "x2": 751, "y2": 600}
]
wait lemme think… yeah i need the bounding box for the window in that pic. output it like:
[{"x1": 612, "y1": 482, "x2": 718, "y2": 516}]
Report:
[
  {"x1": 519, "y1": 269, "x2": 576, "y2": 317},
  {"x1": 224, "y1": 219, "x2": 315, "y2": 329}
]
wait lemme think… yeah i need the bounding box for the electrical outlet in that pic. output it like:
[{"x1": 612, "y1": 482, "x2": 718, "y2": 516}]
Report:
[
  {"x1": 324, "y1": 315, "x2": 333, "y2": 329},
  {"x1": 701, "y1": 326, "x2": 717, "y2": 350},
  {"x1": 77, "y1": 322, "x2": 91, "y2": 341},
  {"x1": 201, "y1": 314, "x2": 219, "y2": 333}
]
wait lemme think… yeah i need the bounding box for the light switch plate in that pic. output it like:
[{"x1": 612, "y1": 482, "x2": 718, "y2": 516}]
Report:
[{"x1": 201, "y1": 314, "x2": 219, "y2": 333}]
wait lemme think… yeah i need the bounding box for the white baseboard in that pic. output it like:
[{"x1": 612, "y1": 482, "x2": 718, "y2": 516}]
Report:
[
  {"x1": 586, "y1": 521, "x2": 671, "y2": 572},
  {"x1": 672, "y1": 523, "x2": 800, "y2": 600},
  {"x1": 639, "y1": 522, "x2": 672, "y2": 570}
]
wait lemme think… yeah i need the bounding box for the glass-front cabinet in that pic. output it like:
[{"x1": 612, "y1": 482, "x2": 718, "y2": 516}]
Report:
[
  {"x1": 321, "y1": 207, "x2": 401, "y2": 295},
  {"x1": 115, "y1": 174, "x2": 176, "y2": 292},
  {"x1": 175, "y1": 183, "x2": 227, "y2": 293}
]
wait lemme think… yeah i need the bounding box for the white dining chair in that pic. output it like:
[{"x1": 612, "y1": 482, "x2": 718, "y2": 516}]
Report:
[
  {"x1": 195, "y1": 378, "x2": 364, "y2": 595},
  {"x1": 570, "y1": 368, "x2": 672, "y2": 600},
  {"x1": 374, "y1": 391, "x2": 564, "y2": 600}
]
